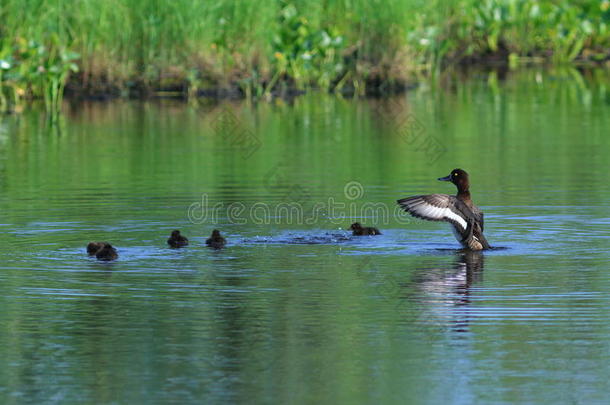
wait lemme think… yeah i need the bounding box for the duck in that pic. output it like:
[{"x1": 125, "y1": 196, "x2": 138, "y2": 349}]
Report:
[
  {"x1": 167, "y1": 230, "x2": 189, "y2": 248},
  {"x1": 87, "y1": 242, "x2": 106, "y2": 256},
  {"x1": 397, "y1": 168, "x2": 491, "y2": 250},
  {"x1": 206, "y1": 229, "x2": 226, "y2": 249},
  {"x1": 349, "y1": 222, "x2": 382, "y2": 236},
  {"x1": 93, "y1": 243, "x2": 118, "y2": 261}
]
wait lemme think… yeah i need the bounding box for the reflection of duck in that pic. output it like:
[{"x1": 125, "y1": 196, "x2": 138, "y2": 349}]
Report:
[
  {"x1": 349, "y1": 222, "x2": 381, "y2": 236},
  {"x1": 167, "y1": 230, "x2": 189, "y2": 248},
  {"x1": 410, "y1": 251, "x2": 484, "y2": 333},
  {"x1": 206, "y1": 229, "x2": 226, "y2": 249},
  {"x1": 413, "y1": 251, "x2": 484, "y2": 302},
  {"x1": 397, "y1": 169, "x2": 490, "y2": 250}
]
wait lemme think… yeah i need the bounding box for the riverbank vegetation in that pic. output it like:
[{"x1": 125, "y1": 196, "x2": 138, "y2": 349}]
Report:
[{"x1": 1, "y1": 0, "x2": 609, "y2": 111}]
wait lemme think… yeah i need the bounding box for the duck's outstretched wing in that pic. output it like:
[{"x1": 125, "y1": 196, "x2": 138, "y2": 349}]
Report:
[{"x1": 397, "y1": 194, "x2": 470, "y2": 231}]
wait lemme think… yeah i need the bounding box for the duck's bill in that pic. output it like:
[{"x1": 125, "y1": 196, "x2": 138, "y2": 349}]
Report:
[{"x1": 438, "y1": 175, "x2": 451, "y2": 181}]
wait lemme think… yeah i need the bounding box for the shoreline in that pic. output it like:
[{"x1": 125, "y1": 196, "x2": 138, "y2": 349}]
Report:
[
  {"x1": 62, "y1": 61, "x2": 610, "y2": 102},
  {"x1": 2, "y1": 59, "x2": 609, "y2": 114}
]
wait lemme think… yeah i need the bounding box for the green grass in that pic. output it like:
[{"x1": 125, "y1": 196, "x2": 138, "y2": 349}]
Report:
[{"x1": 0, "y1": 0, "x2": 609, "y2": 110}]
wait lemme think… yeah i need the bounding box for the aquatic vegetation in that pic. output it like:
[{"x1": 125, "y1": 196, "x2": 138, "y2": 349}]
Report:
[
  {"x1": 0, "y1": 0, "x2": 608, "y2": 106},
  {"x1": 270, "y1": 1, "x2": 346, "y2": 93},
  {"x1": 0, "y1": 37, "x2": 78, "y2": 113},
  {"x1": 408, "y1": 0, "x2": 610, "y2": 69}
]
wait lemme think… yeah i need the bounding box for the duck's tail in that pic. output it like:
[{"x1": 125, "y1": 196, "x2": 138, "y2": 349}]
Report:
[
  {"x1": 463, "y1": 221, "x2": 491, "y2": 251},
  {"x1": 479, "y1": 235, "x2": 492, "y2": 250},
  {"x1": 474, "y1": 230, "x2": 492, "y2": 250}
]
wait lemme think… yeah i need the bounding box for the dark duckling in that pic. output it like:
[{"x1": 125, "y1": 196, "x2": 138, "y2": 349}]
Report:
[
  {"x1": 206, "y1": 229, "x2": 226, "y2": 249},
  {"x1": 95, "y1": 243, "x2": 118, "y2": 261},
  {"x1": 167, "y1": 230, "x2": 189, "y2": 248},
  {"x1": 87, "y1": 242, "x2": 106, "y2": 256},
  {"x1": 349, "y1": 222, "x2": 382, "y2": 236}
]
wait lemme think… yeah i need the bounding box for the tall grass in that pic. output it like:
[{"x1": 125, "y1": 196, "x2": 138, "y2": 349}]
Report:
[{"x1": 0, "y1": 0, "x2": 609, "y2": 110}]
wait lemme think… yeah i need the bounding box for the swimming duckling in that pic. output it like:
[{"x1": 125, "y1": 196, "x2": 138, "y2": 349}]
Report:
[
  {"x1": 349, "y1": 222, "x2": 382, "y2": 236},
  {"x1": 95, "y1": 243, "x2": 118, "y2": 261},
  {"x1": 87, "y1": 242, "x2": 106, "y2": 256},
  {"x1": 206, "y1": 229, "x2": 226, "y2": 249},
  {"x1": 167, "y1": 230, "x2": 189, "y2": 248}
]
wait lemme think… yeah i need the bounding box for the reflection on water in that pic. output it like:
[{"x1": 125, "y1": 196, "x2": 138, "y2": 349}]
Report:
[
  {"x1": 0, "y1": 69, "x2": 610, "y2": 403},
  {"x1": 409, "y1": 251, "x2": 484, "y2": 333}
]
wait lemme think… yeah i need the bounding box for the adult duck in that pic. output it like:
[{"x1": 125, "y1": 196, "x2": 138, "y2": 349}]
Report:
[{"x1": 397, "y1": 169, "x2": 490, "y2": 250}]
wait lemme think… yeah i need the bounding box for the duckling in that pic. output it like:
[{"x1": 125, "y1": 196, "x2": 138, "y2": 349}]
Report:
[
  {"x1": 167, "y1": 230, "x2": 189, "y2": 248},
  {"x1": 349, "y1": 222, "x2": 382, "y2": 236},
  {"x1": 95, "y1": 243, "x2": 118, "y2": 261},
  {"x1": 206, "y1": 229, "x2": 226, "y2": 249},
  {"x1": 87, "y1": 242, "x2": 106, "y2": 256}
]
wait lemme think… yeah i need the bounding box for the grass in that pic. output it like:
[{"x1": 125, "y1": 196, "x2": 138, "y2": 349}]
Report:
[{"x1": 0, "y1": 0, "x2": 609, "y2": 111}]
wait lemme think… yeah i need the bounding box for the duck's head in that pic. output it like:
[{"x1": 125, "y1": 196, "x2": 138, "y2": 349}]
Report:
[
  {"x1": 349, "y1": 222, "x2": 362, "y2": 231},
  {"x1": 211, "y1": 229, "x2": 221, "y2": 237},
  {"x1": 438, "y1": 168, "x2": 469, "y2": 191},
  {"x1": 87, "y1": 242, "x2": 104, "y2": 255},
  {"x1": 171, "y1": 230, "x2": 181, "y2": 238}
]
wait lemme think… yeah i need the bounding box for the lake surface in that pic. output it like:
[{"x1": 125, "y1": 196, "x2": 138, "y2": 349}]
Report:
[{"x1": 1, "y1": 69, "x2": 609, "y2": 404}]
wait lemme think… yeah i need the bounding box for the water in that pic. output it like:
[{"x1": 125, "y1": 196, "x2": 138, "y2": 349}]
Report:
[{"x1": 1, "y1": 69, "x2": 609, "y2": 404}]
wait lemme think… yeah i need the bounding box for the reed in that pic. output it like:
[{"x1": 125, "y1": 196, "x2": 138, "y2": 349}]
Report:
[{"x1": 0, "y1": 0, "x2": 608, "y2": 111}]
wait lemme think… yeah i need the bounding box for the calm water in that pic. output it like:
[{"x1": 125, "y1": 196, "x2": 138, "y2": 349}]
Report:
[{"x1": 1, "y1": 69, "x2": 609, "y2": 404}]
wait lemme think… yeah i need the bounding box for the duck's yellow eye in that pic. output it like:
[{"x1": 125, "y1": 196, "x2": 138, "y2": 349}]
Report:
[{"x1": 453, "y1": 173, "x2": 457, "y2": 176}]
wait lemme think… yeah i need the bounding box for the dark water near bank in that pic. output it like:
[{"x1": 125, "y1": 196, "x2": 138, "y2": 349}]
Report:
[{"x1": 1, "y1": 69, "x2": 609, "y2": 404}]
